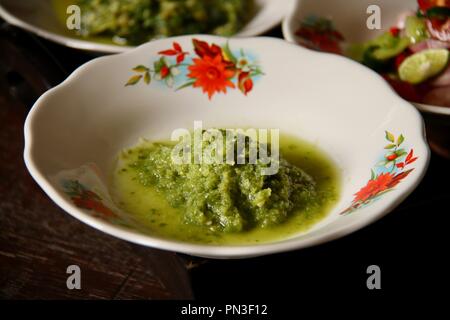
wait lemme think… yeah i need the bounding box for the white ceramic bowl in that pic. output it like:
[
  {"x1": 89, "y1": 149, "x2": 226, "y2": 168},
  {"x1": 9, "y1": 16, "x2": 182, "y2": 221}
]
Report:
[
  {"x1": 0, "y1": 0, "x2": 294, "y2": 54},
  {"x1": 24, "y1": 35, "x2": 429, "y2": 259},
  {"x1": 282, "y1": 0, "x2": 450, "y2": 135},
  {"x1": 283, "y1": 0, "x2": 417, "y2": 44}
]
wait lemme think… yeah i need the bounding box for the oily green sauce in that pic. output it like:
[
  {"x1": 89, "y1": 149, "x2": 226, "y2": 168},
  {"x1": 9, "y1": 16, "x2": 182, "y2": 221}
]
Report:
[
  {"x1": 112, "y1": 134, "x2": 340, "y2": 245},
  {"x1": 53, "y1": 0, "x2": 120, "y2": 45},
  {"x1": 53, "y1": 0, "x2": 254, "y2": 46}
]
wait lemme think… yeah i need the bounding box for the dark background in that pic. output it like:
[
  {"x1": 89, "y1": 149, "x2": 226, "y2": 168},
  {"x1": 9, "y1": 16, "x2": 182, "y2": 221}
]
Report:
[{"x1": 0, "y1": 19, "x2": 448, "y2": 301}]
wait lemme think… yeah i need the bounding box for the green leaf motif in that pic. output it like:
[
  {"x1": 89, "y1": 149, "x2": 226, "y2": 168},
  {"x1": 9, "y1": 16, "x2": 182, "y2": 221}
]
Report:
[
  {"x1": 396, "y1": 149, "x2": 408, "y2": 157},
  {"x1": 385, "y1": 131, "x2": 395, "y2": 143},
  {"x1": 176, "y1": 80, "x2": 196, "y2": 91},
  {"x1": 397, "y1": 134, "x2": 405, "y2": 146},
  {"x1": 376, "y1": 159, "x2": 388, "y2": 167},
  {"x1": 250, "y1": 67, "x2": 264, "y2": 77},
  {"x1": 370, "y1": 169, "x2": 376, "y2": 180},
  {"x1": 125, "y1": 75, "x2": 142, "y2": 86},
  {"x1": 384, "y1": 144, "x2": 396, "y2": 149},
  {"x1": 154, "y1": 57, "x2": 166, "y2": 73},
  {"x1": 133, "y1": 65, "x2": 149, "y2": 72},
  {"x1": 144, "y1": 71, "x2": 151, "y2": 84},
  {"x1": 385, "y1": 161, "x2": 395, "y2": 168},
  {"x1": 222, "y1": 42, "x2": 237, "y2": 64}
]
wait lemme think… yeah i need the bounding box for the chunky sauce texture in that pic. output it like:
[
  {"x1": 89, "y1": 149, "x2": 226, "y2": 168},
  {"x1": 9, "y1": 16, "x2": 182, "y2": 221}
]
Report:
[
  {"x1": 54, "y1": 0, "x2": 254, "y2": 45},
  {"x1": 112, "y1": 134, "x2": 340, "y2": 245}
]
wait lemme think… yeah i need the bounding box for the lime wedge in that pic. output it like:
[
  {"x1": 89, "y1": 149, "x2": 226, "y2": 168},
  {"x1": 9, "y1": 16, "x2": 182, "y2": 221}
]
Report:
[
  {"x1": 399, "y1": 49, "x2": 449, "y2": 84},
  {"x1": 372, "y1": 37, "x2": 410, "y2": 60},
  {"x1": 404, "y1": 16, "x2": 428, "y2": 44}
]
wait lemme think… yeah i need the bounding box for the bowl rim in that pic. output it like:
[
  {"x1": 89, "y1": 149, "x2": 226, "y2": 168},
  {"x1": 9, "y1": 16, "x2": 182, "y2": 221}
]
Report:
[
  {"x1": 414, "y1": 102, "x2": 450, "y2": 116},
  {"x1": 24, "y1": 35, "x2": 431, "y2": 258},
  {"x1": 0, "y1": 3, "x2": 132, "y2": 53},
  {"x1": 0, "y1": 0, "x2": 289, "y2": 54},
  {"x1": 281, "y1": 0, "x2": 301, "y2": 44}
]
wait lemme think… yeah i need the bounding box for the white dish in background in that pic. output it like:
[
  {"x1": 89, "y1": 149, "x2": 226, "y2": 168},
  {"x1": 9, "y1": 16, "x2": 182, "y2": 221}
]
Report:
[
  {"x1": 283, "y1": 0, "x2": 417, "y2": 44},
  {"x1": 282, "y1": 0, "x2": 450, "y2": 117},
  {"x1": 24, "y1": 35, "x2": 429, "y2": 258},
  {"x1": 0, "y1": 0, "x2": 294, "y2": 54}
]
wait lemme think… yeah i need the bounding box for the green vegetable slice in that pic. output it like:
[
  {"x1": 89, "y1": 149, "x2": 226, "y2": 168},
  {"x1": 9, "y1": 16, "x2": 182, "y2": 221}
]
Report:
[
  {"x1": 371, "y1": 37, "x2": 411, "y2": 60},
  {"x1": 399, "y1": 49, "x2": 449, "y2": 84},
  {"x1": 404, "y1": 16, "x2": 429, "y2": 43},
  {"x1": 361, "y1": 32, "x2": 410, "y2": 62},
  {"x1": 361, "y1": 34, "x2": 410, "y2": 72}
]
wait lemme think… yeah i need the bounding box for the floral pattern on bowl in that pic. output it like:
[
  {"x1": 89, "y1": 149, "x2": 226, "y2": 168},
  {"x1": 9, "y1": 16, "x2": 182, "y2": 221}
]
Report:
[
  {"x1": 62, "y1": 180, "x2": 116, "y2": 218},
  {"x1": 125, "y1": 38, "x2": 264, "y2": 99},
  {"x1": 54, "y1": 164, "x2": 132, "y2": 228},
  {"x1": 342, "y1": 131, "x2": 418, "y2": 214}
]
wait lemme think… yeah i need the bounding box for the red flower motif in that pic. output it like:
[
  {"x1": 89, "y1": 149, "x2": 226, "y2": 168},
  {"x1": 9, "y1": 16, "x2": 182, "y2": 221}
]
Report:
[
  {"x1": 353, "y1": 172, "x2": 395, "y2": 203},
  {"x1": 387, "y1": 169, "x2": 414, "y2": 189},
  {"x1": 385, "y1": 153, "x2": 398, "y2": 161},
  {"x1": 395, "y1": 149, "x2": 417, "y2": 170},
  {"x1": 188, "y1": 55, "x2": 235, "y2": 99},
  {"x1": 126, "y1": 38, "x2": 263, "y2": 98},
  {"x1": 160, "y1": 65, "x2": 170, "y2": 79},
  {"x1": 396, "y1": 162, "x2": 405, "y2": 169},
  {"x1": 405, "y1": 149, "x2": 418, "y2": 165},
  {"x1": 352, "y1": 169, "x2": 414, "y2": 205},
  {"x1": 192, "y1": 39, "x2": 223, "y2": 59},
  {"x1": 192, "y1": 39, "x2": 235, "y2": 68},
  {"x1": 72, "y1": 191, "x2": 116, "y2": 218},
  {"x1": 158, "y1": 42, "x2": 188, "y2": 64},
  {"x1": 238, "y1": 71, "x2": 253, "y2": 95},
  {"x1": 341, "y1": 132, "x2": 418, "y2": 215}
]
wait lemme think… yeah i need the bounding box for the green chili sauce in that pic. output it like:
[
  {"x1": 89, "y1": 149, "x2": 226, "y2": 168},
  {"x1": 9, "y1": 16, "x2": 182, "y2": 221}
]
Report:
[
  {"x1": 53, "y1": 0, "x2": 254, "y2": 46},
  {"x1": 112, "y1": 134, "x2": 340, "y2": 245}
]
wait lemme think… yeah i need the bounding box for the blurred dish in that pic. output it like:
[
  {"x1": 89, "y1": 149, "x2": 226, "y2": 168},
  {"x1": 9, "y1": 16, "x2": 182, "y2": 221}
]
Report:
[
  {"x1": 283, "y1": 0, "x2": 450, "y2": 157},
  {"x1": 58, "y1": 0, "x2": 255, "y2": 46},
  {"x1": 0, "y1": 0, "x2": 294, "y2": 54},
  {"x1": 284, "y1": 0, "x2": 450, "y2": 107}
]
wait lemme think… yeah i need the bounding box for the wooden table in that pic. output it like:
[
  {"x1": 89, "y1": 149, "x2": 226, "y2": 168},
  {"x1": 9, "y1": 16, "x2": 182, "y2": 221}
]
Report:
[{"x1": 1, "y1": 21, "x2": 448, "y2": 300}]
